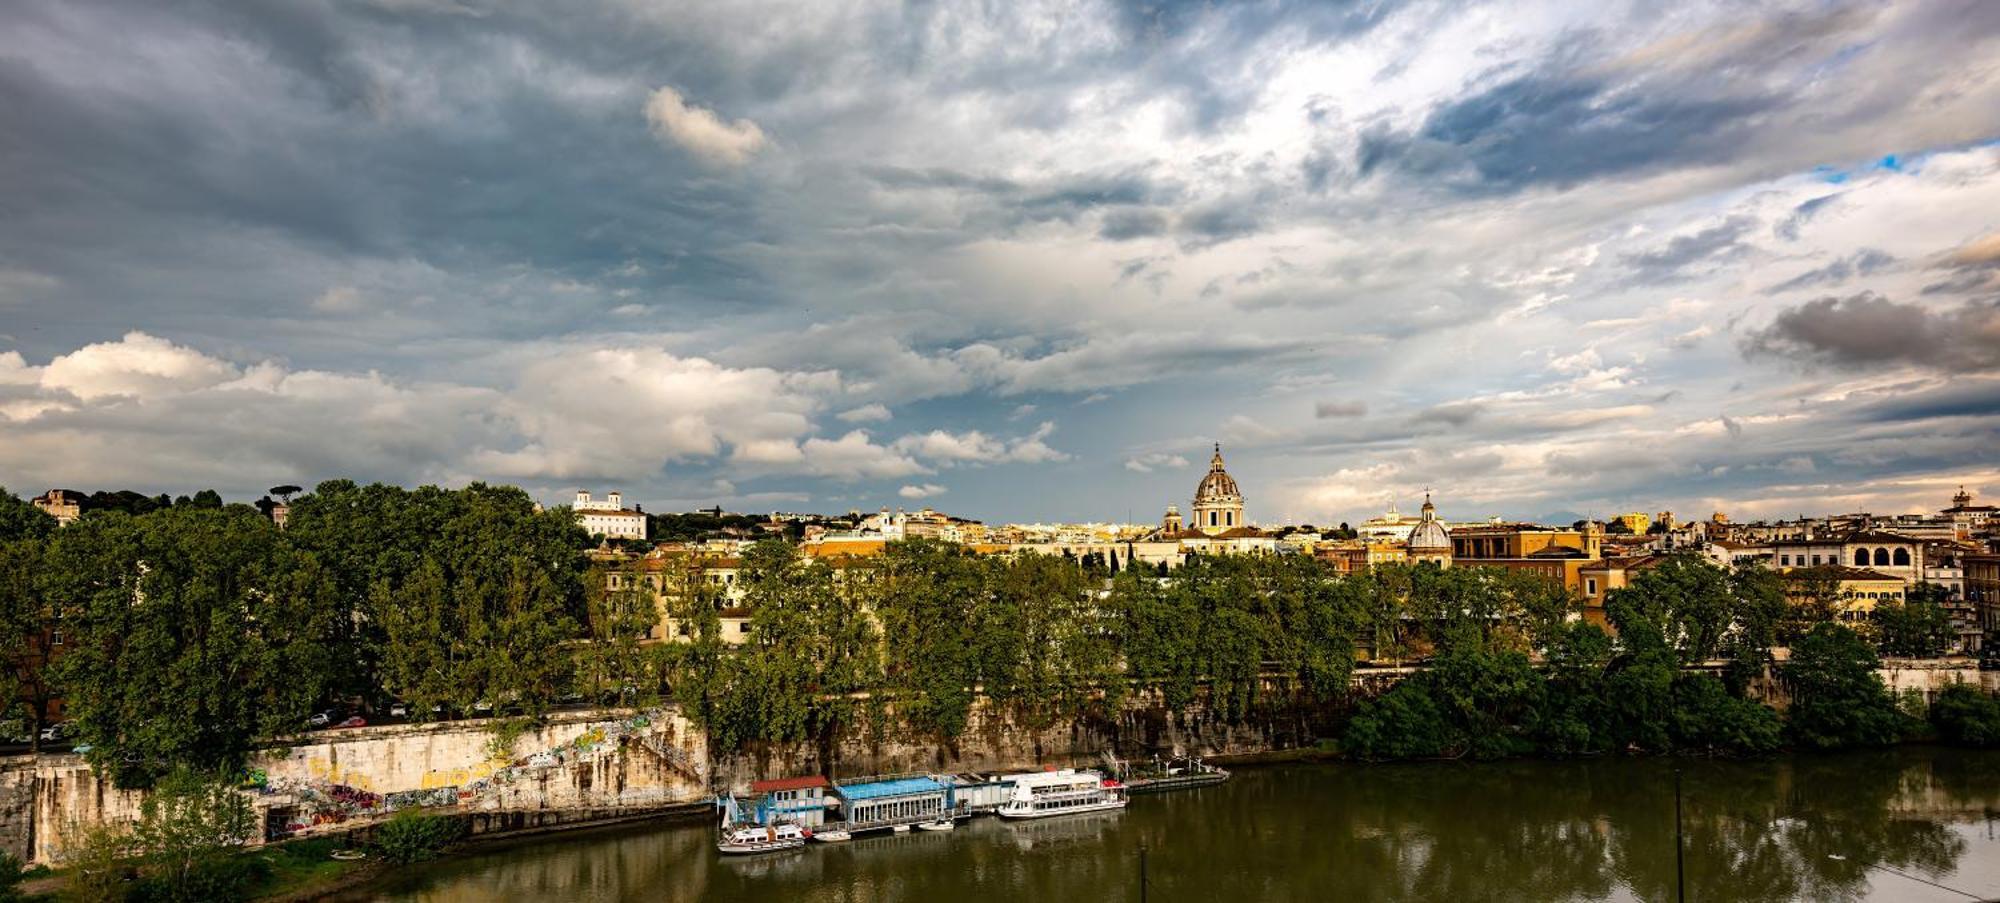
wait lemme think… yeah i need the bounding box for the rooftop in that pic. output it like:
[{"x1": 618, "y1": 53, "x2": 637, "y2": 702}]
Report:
[
  {"x1": 751, "y1": 775, "x2": 829, "y2": 794},
  {"x1": 837, "y1": 777, "x2": 951, "y2": 800}
]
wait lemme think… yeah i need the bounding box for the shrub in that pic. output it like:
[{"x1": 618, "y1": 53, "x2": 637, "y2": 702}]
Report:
[
  {"x1": 1785, "y1": 624, "x2": 1913, "y2": 749},
  {"x1": 1929, "y1": 684, "x2": 2000, "y2": 747},
  {"x1": 371, "y1": 811, "x2": 465, "y2": 865}
]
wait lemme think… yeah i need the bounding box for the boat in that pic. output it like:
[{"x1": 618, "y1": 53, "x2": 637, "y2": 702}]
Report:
[
  {"x1": 716, "y1": 822, "x2": 808, "y2": 855},
  {"x1": 997, "y1": 769, "x2": 1127, "y2": 820},
  {"x1": 892, "y1": 824, "x2": 911, "y2": 833},
  {"x1": 811, "y1": 829, "x2": 853, "y2": 843},
  {"x1": 917, "y1": 819, "x2": 955, "y2": 831}
]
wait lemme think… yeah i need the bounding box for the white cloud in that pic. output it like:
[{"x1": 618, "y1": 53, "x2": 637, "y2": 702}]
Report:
[
  {"x1": 1124, "y1": 452, "x2": 1190, "y2": 473},
  {"x1": 890, "y1": 421, "x2": 1069, "y2": 465},
  {"x1": 38, "y1": 332, "x2": 239, "y2": 401},
  {"x1": 644, "y1": 86, "x2": 767, "y2": 167},
  {"x1": 898, "y1": 482, "x2": 947, "y2": 499},
  {"x1": 837, "y1": 403, "x2": 892, "y2": 423},
  {"x1": 800, "y1": 430, "x2": 928, "y2": 480}
]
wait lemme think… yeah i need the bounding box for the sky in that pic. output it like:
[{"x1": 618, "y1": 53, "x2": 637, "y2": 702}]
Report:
[{"x1": 2, "y1": 0, "x2": 1998, "y2": 528}]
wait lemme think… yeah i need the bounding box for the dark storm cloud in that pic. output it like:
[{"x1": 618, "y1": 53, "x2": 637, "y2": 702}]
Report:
[
  {"x1": 1099, "y1": 208, "x2": 1170, "y2": 241},
  {"x1": 1760, "y1": 248, "x2": 1895, "y2": 294},
  {"x1": 1851, "y1": 378, "x2": 2000, "y2": 423},
  {"x1": 1357, "y1": 71, "x2": 1779, "y2": 193},
  {"x1": 1743, "y1": 292, "x2": 2000, "y2": 373}
]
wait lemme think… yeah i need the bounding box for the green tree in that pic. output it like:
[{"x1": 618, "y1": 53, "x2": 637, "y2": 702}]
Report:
[
  {"x1": 1873, "y1": 587, "x2": 1952, "y2": 659},
  {"x1": 0, "y1": 487, "x2": 56, "y2": 542},
  {"x1": 131, "y1": 768, "x2": 258, "y2": 901},
  {"x1": 45, "y1": 507, "x2": 330, "y2": 786},
  {"x1": 1928, "y1": 684, "x2": 2000, "y2": 747},
  {"x1": 1784, "y1": 624, "x2": 1910, "y2": 749}
]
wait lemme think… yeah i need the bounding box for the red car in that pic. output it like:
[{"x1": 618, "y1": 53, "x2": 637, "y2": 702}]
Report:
[{"x1": 335, "y1": 716, "x2": 367, "y2": 729}]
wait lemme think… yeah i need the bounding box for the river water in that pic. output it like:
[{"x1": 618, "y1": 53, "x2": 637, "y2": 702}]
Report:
[{"x1": 361, "y1": 747, "x2": 2000, "y2": 902}]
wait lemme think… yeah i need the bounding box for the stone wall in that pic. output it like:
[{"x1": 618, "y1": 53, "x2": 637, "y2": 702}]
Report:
[
  {"x1": 8, "y1": 707, "x2": 709, "y2": 865},
  {"x1": 712, "y1": 683, "x2": 1354, "y2": 791}
]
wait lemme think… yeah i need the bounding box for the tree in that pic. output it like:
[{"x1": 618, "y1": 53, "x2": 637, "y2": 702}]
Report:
[
  {"x1": 131, "y1": 769, "x2": 258, "y2": 901},
  {"x1": 0, "y1": 487, "x2": 56, "y2": 542},
  {"x1": 45, "y1": 507, "x2": 330, "y2": 786},
  {"x1": 1928, "y1": 684, "x2": 2000, "y2": 747},
  {"x1": 1785, "y1": 624, "x2": 1910, "y2": 749},
  {"x1": 1874, "y1": 587, "x2": 1952, "y2": 659},
  {"x1": 1603, "y1": 555, "x2": 1737, "y2": 666},
  {"x1": 0, "y1": 536, "x2": 58, "y2": 750}
]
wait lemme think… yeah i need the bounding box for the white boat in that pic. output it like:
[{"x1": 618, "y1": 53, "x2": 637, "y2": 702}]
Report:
[
  {"x1": 811, "y1": 829, "x2": 853, "y2": 843},
  {"x1": 717, "y1": 822, "x2": 808, "y2": 855},
  {"x1": 917, "y1": 819, "x2": 955, "y2": 831},
  {"x1": 892, "y1": 824, "x2": 911, "y2": 833},
  {"x1": 997, "y1": 769, "x2": 1128, "y2": 820}
]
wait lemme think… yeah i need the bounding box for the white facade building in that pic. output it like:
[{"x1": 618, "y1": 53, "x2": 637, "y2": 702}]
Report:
[{"x1": 573, "y1": 489, "x2": 648, "y2": 540}]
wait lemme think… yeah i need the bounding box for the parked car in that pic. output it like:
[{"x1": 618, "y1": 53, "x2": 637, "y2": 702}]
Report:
[
  {"x1": 335, "y1": 716, "x2": 367, "y2": 729},
  {"x1": 39, "y1": 722, "x2": 70, "y2": 743},
  {"x1": 388, "y1": 701, "x2": 410, "y2": 718},
  {"x1": 307, "y1": 710, "x2": 340, "y2": 728}
]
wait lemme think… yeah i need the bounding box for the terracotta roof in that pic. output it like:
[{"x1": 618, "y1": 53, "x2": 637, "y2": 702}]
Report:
[
  {"x1": 1525, "y1": 545, "x2": 1590, "y2": 559},
  {"x1": 1844, "y1": 530, "x2": 1921, "y2": 544},
  {"x1": 751, "y1": 775, "x2": 829, "y2": 793}
]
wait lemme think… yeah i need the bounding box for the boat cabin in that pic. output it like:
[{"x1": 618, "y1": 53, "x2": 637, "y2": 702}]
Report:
[
  {"x1": 834, "y1": 777, "x2": 954, "y2": 828},
  {"x1": 749, "y1": 775, "x2": 834, "y2": 827}
]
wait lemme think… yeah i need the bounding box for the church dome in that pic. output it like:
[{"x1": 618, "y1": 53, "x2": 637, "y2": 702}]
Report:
[
  {"x1": 1195, "y1": 446, "x2": 1240, "y2": 501},
  {"x1": 1407, "y1": 493, "x2": 1450, "y2": 550}
]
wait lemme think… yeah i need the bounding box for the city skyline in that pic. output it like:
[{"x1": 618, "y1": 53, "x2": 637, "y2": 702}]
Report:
[{"x1": 3, "y1": 1, "x2": 1998, "y2": 527}]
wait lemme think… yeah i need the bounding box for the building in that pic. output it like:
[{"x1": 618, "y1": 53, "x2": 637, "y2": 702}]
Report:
[
  {"x1": 1944, "y1": 486, "x2": 1997, "y2": 537},
  {"x1": 1967, "y1": 552, "x2": 2000, "y2": 637},
  {"x1": 834, "y1": 777, "x2": 954, "y2": 828},
  {"x1": 30, "y1": 490, "x2": 80, "y2": 526},
  {"x1": 1404, "y1": 494, "x2": 1452, "y2": 567},
  {"x1": 1450, "y1": 522, "x2": 1605, "y2": 618},
  {"x1": 1610, "y1": 512, "x2": 1651, "y2": 535},
  {"x1": 573, "y1": 490, "x2": 647, "y2": 541},
  {"x1": 1783, "y1": 565, "x2": 1906, "y2": 621},
  {"x1": 1160, "y1": 505, "x2": 1183, "y2": 535},
  {"x1": 1579, "y1": 555, "x2": 1666, "y2": 612},
  {"x1": 1190, "y1": 445, "x2": 1245, "y2": 534},
  {"x1": 748, "y1": 776, "x2": 834, "y2": 828}
]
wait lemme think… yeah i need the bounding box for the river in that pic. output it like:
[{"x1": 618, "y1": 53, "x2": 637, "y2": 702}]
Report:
[{"x1": 356, "y1": 747, "x2": 2000, "y2": 902}]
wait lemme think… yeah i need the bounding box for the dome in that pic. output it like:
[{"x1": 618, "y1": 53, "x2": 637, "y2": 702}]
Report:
[
  {"x1": 1407, "y1": 493, "x2": 1450, "y2": 550},
  {"x1": 1195, "y1": 446, "x2": 1240, "y2": 501}
]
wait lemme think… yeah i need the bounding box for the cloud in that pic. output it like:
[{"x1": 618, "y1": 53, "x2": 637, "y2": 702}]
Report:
[
  {"x1": 1760, "y1": 249, "x2": 1895, "y2": 295},
  {"x1": 1743, "y1": 293, "x2": 2000, "y2": 373},
  {"x1": 798, "y1": 431, "x2": 928, "y2": 480},
  {"x1": 1410, "y1": 401, "x2": 1484, "y2": 428},
  {"x1": 837, "y1": 403, "x2": 892, "y2": 423},
  {"x1": 889, "y1": 421, "x2": 1069, "y2": 466},
  {"x1": 643, "y1": 86, "x2": 767, "y2": 167},
  {"x1": 1620, "y1": 216, "x2": 1755, "y2": 283},
  {"x1": 1314, "y1": 400, "x2": 1367, "y2": 419},
  {"x1": 898, "y1": 483, "x2": 947, "y2": 499},
  {"x1": 1124, "y1": 452, "x2": 1191, "y2": 473},
  {"x1": 38, "y1": 332, "x2": 239, "y2": 401}
]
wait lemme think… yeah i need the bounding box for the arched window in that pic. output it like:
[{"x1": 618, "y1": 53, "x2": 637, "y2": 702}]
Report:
[
  {"x1": 1871, "y1": 548, "x2": 1888, "y2": 566},
  {"x1": 1854, "y1": 549, "x2": 1868, "y2": 566},
  {"x1": 1893, "y1": 548, "x2": 1910, "y2": 566}
]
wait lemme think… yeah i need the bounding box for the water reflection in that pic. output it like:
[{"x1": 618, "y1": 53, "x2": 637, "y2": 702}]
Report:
[{"x1": 361, "y1": 748, "x2": 2000, "y2": 902}]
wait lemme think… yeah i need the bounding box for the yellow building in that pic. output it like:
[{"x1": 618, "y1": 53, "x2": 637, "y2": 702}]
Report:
[
  {"x1": 1783, "y1": 565, "x2": 1906, "y2": 621},
  {"x1": 1611, "y1": 512, "x2": 1650, "y2": 535}
]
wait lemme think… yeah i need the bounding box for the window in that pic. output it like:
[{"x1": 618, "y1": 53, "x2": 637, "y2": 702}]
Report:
[
  {"x1": 1855, "y1": 549, "x2": 1869, "y2": 566},
  {"x1": 1586, "y1": 578, "x2": 1598, "y2": 596},
  {"x1": 1874, "y1": 548, "x2": 1890, "y2": 566},
  {"x1": 1893, "y1": 548, "x2": 1910, "y2": 566},
  {"x1": 1781, "y1": 555, "x2": 1791, "y2": 566}
]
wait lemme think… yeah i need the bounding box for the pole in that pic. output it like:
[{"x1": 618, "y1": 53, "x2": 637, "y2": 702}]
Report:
[{"x1": 1674, "y1": 768, "x2": 1686, "y2": 903}]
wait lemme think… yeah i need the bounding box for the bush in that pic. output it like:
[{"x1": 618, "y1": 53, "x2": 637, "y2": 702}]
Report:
[
  {"x1": 1929, "y1": 684, "x2": 2000, "y2": 747},
  {"x1": 1785, "y1": 624, "x2": 1913, "y2": 749},
  {"x1": 371, "y1": 811, "x2": 465, "y2": 865}
]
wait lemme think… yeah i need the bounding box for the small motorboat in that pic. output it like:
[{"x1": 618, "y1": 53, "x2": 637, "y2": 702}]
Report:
[
  {"x1": 917, "y1": 819, "x2": 955, "y2": 832},
  {"x1": 812, "y1": 829, "x2": 853, "y2": 843},
  {"x1": 892, "y1": 824, "x2": 911, "y2": 833},
  {"x1": 717, "y1": 822, "x2": 808, "y2": 855}
]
